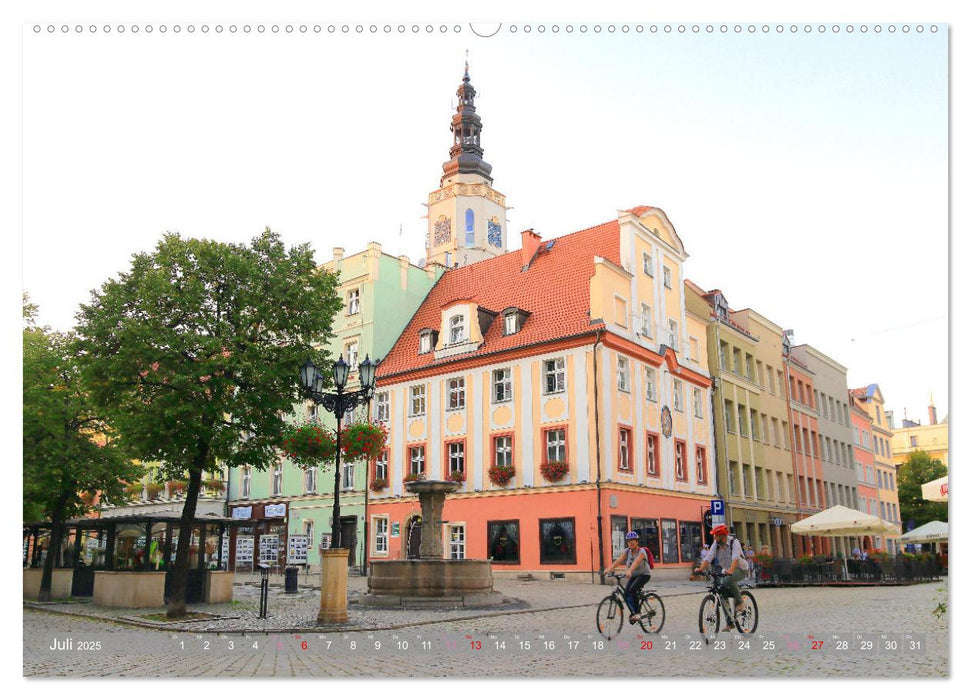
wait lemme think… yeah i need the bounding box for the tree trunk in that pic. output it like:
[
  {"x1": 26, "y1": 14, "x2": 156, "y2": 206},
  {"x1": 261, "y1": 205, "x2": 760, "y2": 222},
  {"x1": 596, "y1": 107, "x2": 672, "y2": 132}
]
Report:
[
  {"x1": 38, "y1": 492, "x2": 70, "y2": 602},
  {"x1": 166, "y1": 464, "x2": 204, "y2": 618}
]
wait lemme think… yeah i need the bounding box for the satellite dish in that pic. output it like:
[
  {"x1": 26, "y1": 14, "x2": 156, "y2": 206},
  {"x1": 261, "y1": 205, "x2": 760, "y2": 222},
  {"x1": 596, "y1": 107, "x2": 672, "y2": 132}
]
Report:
[{"x1": 417, "y1": 258, "x2": 426, "y2": 267}]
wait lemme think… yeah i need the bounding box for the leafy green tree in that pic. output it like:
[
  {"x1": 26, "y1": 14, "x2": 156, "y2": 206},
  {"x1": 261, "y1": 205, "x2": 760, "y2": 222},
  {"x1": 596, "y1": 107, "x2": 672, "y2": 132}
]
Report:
[
  {"x1": 76, "y1": 230, "x2": 342, "y2": 617},
  {"x1": 897, "y1": 450, "x2": 948, "y2": 530},
  {"x1": 23, "y1": 296, "x2": 141, "y2": 601}
]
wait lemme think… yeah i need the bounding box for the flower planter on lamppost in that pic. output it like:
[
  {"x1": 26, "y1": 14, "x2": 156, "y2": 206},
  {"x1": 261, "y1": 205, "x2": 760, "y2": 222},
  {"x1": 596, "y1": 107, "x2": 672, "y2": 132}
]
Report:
[{"x1": 299, "y1": 354, "x2": 379, "y2": 625}]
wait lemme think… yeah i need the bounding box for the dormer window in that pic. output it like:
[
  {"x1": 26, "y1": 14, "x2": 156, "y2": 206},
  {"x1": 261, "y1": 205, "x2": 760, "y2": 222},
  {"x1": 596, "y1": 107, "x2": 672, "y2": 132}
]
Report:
[
  {"x1": 449, "y1": 315, "x2": 465, "y2": 344},
  {"x1": 418, "y1": 329, "x2": 437, "y2": 355},
  {"x1": 504, "y1": 312, "x2": 518, "y2": 335}
]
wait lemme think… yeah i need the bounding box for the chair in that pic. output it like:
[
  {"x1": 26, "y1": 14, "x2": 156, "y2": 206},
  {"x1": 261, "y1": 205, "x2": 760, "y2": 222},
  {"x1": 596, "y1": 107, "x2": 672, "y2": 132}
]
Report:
[{"x1": 774, "y1": 558, "x2": 793, "y2": 583}]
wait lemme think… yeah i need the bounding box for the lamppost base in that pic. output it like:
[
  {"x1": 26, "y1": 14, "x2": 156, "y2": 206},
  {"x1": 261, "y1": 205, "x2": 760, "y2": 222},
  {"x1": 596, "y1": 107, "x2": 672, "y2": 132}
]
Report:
[{"x1": 317, "y1": 548, "x2": 350, "y2": 624}]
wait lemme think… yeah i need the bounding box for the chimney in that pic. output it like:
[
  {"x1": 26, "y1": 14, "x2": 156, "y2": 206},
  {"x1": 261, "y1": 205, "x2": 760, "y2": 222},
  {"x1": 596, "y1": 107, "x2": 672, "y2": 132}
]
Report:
[
  {"x1": 332, "y1": 247, "x2": 344, "y2": 262},
  {"x1": 520, "y1": 228, "x2": 542, "y2": 268},
  {"x1": 928, "y1": 394, "x2": 938, "y2": 426}
]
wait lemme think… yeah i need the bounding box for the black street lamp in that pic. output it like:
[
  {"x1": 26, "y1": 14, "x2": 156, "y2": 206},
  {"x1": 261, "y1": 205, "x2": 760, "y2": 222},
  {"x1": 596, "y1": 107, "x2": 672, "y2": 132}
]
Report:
[{"x1": 300, "y1": 355, "x2": 379, "y2": 550}]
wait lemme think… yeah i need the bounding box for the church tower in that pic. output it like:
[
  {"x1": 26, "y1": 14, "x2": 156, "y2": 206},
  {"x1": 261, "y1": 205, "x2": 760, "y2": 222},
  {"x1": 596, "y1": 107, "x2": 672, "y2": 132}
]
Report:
[{"x1": 425, "y1": 61, "x2": 508, "y2": 269}]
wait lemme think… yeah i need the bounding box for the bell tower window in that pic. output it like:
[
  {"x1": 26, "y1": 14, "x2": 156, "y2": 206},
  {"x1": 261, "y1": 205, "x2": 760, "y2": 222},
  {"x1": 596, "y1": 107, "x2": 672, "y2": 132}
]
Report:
[{"x1": 465, "y1": 209, "x2": 475, "y2": 246}]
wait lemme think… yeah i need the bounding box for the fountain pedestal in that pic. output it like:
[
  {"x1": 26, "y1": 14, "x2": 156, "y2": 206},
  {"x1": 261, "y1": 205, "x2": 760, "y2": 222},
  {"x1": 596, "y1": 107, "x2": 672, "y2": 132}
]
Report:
[{"x1": 360, "y1": 480, "x2": 504, "y2": 608}]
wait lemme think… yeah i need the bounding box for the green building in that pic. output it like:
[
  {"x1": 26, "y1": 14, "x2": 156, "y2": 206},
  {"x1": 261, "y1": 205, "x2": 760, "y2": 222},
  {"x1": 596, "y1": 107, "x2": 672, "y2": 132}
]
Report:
[{"x1": 225, "y1": 243, "x2": 443, "y2": 573}]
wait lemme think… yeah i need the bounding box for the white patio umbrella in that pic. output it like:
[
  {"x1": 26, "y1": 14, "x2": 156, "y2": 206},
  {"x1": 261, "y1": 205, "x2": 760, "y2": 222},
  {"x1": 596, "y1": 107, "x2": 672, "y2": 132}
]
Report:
[
  {"x1": 900, "y1": 520, "x2": 948, "y2": 544},
  {"x1": 791, "y1": 505, "x2": 901, "y2": 578},
  {"x1": 921, "y1": 475, "x2": 948, "y2": 502}
]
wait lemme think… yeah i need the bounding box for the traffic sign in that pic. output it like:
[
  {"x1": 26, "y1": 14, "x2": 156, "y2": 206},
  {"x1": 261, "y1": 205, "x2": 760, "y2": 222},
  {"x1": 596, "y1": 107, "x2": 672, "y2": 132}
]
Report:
[{"x1": 710, "y1": 499, "x2": 724, "y2": 516}]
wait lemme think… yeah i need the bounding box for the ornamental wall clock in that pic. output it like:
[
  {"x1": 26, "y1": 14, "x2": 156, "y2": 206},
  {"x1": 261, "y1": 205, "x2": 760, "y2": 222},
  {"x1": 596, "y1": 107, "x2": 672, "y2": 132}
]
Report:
[{"x1": 660, "y1": 405, "x2": 673, "y2": 438}]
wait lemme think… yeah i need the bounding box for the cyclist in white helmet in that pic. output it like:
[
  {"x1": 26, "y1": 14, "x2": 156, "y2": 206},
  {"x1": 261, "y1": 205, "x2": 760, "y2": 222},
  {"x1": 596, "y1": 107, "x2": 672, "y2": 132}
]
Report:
[{"x1": 605, "y1": 531, "x2": 653, "y2": 622}]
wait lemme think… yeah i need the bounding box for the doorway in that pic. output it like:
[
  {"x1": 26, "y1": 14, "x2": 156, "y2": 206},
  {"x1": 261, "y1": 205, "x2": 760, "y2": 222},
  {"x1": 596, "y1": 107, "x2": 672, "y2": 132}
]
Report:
[
  {"x1": 340, "y1": 516, "x2": 357, "y2": 566},
  {"x1": 406, "y1": 516, "x2": 422, "y2": 559}
]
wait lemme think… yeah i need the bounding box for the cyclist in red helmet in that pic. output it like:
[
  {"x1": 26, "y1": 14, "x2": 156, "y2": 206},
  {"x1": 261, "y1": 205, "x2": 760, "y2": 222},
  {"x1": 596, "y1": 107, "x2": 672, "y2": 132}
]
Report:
[{"x1": 694, "y1": 524, "x2": 749, "y2": 628}]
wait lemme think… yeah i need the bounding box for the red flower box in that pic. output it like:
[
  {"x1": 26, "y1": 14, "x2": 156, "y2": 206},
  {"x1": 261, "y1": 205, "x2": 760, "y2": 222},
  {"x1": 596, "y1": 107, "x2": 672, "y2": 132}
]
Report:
[
  {"x1": 447, "y1": 470, "x2": 466, "y2": 483},
  {"x1": 488, "y1": 465, "x2": 515, "y2": 486},
  {"x1": 340, "y1": 421, "x2": 389, "y2": 462},
  {"x1": 540, "y1": 461, "x2": 569, "y2": 482}
]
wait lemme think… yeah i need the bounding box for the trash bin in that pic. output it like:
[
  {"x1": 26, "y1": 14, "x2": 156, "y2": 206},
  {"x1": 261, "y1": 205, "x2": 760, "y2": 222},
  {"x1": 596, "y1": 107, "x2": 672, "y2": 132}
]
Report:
[{"x1": 285, "y1": 566, "x2": 299, "y2": 594}]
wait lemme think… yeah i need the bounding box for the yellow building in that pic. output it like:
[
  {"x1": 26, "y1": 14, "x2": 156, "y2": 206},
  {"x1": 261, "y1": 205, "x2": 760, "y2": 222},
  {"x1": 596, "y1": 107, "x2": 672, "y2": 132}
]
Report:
[{"x1": 891, "y1": 400, "x2": 949, "y2": 468}]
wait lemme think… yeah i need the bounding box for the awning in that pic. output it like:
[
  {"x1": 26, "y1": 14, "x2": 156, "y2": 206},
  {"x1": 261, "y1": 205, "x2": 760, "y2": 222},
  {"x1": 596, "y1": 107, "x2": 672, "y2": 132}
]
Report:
[
  {"x1": 790, "y1": 505, "x2": 900, "y2": 538},
  {"x1": 921, "y1": 475, "x2": 948, "y2": 502},
  {"x1": 900, "y1": 520, "x2": 948, "y2": 543}
]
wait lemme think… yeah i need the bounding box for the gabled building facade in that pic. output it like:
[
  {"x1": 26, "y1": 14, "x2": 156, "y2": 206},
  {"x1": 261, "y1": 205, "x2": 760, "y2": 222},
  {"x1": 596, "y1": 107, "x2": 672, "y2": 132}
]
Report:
[
  {"x1": 372, "y1": 206, "x2": 716, "y2": 577},
  {"x1": 850, "y1": 384, "x2": 901, "y2": 553}
]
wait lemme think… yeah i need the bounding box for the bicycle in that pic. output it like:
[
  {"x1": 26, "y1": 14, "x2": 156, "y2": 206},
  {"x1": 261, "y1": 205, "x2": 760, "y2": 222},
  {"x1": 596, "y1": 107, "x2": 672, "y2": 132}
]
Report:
[
  {"x1": 596, "y1": 573, "x2": 665, "y2": 639},
  {"x1": 697, "y1": 570, "x2": 758, "y2": 637}
]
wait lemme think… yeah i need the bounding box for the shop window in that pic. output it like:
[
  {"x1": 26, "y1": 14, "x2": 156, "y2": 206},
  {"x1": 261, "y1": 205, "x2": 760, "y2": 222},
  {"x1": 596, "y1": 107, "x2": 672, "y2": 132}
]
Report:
[
  {"x1": 679, "y1": 521, "x2": 703, "y2": 563},
  {"x1": 631, "y1": 517, "x2": 660, "y2": 563},
  {"x1": 611, "y1": 515, "x2": 629, "y2": 559},
  {"x1": 487, "y1": 520, "x2": 520, "y2": 564},
  {"x1": 539, "y1": 517, "x2": 576, "y2": 565},
  {"x1": 661, "y1": 518, "x2": 679, "y2": 564}
]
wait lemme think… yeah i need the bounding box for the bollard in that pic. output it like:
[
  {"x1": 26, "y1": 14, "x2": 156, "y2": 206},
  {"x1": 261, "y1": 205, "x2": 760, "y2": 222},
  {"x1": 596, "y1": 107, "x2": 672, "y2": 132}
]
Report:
[{"x1": 258, "y1": 564, "x2": 269, "y2": 618}]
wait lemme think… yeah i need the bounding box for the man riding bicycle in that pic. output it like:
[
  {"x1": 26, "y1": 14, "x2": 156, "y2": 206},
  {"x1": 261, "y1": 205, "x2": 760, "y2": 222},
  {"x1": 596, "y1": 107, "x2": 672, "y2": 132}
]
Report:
[
  {"x1": 605, "y1": 531, "x2": 652, "y2": 622},
  {"x1": 694, "y1": 524, "x2": 749, "y2": 627}
]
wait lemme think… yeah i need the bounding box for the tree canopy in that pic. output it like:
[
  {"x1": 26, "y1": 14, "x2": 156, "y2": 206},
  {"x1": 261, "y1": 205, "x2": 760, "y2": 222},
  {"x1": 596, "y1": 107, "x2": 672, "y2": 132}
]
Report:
[
  {"x1": 897, "y1": 450, "x2": 948, "y2": 530},
  {"x1": 23, "y1": 298, "x2": 140, "y2": 524},
  {"x1": 75, "y1": 230, "x2": 343, "y2": 479}
]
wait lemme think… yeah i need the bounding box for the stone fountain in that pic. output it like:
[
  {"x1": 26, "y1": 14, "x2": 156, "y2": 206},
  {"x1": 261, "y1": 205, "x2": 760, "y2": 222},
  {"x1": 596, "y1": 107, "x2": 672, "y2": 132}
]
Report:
[{"x1": 360, "y1": 480, "x2": 504, "y2": 608}]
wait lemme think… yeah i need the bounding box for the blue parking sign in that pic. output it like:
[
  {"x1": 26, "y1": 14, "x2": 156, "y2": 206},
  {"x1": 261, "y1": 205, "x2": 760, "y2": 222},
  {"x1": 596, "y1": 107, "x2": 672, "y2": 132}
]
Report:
[{"x1": 710, "y1": 499, "x2": 724, "y2": 516}]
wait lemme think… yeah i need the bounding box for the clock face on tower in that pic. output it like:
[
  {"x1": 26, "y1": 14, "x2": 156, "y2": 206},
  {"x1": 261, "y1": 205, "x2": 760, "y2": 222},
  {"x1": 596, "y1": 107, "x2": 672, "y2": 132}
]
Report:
[{"x1": 488, "y1": 217, "x2": 502, "y2": 247}]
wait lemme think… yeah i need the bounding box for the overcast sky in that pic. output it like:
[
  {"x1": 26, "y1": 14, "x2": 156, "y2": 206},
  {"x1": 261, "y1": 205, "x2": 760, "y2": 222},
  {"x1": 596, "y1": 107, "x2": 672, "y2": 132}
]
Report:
[{"x1": 21, "y1": 22, "x2": 947, "y2": 425}]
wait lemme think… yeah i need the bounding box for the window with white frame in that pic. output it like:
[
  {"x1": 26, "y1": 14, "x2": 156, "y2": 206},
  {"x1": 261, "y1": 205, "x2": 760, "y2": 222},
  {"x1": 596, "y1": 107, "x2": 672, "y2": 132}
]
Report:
[
  {"x1": 409, "y1": 385, "x2": 426, "y2": 416},
  {"x1": 545, "y1": 428, "x2": 566, "y2": 463},
  {"x1": 242, "y1": 466, "x2": 252, "y2": 499},
  {"x1": 448, "y1": 377, "x2": 466, "y2": 410},
  {"x1": 374, "y1": 516, "x2": 388, "y2": 555},
  {"x1": 675, "y1": 441, "x2": 686, "y2": 481},
  {"x1": 617, "y1": 356, "x2": 630, "y2": 392},
  {"x1": 409, "y1": 446, "x2": 425, "y2": 475},
  {"x1": 503, "y1": 312, "x2": 519, "y2": 335},
  {"x1": 272, "y1": 462, "x2": 282, "y2": 495},
  {"x1": 305, "y1": 465, "x2": 317, "y2": 493},
  {"x1": 345, "y1": 341, "x2": 359, "y2": 370},
  {"x1": 663, "y1": 266, "x2": 672, "y2": 288},
  {"x1": 646, "y1": 433, "x2": 659, "y2": 476},
  {"x1": 449, "y1": 314, "x2": 465, "y2": 344},
  {"x1": 645, "y1": 367, "x2": 657, "y2": 402},
  {"x1": 642, "y1": 251, "x2": 654, "y2": 276},
  {"x1": 493, "y1": 368, "x2": 512, "y2": 403},
  {"x1": 419, "y1": 332, "x2": 432, "y2": 354},
  {"x1": 494, "y1": 435, "x2": 513, "y2": 467},
  {"x1": 672, "y1": 379, "x2": 683, "y2": 412},
  {"x1": 668, "y1": 319, "x2": 679, "y2": 351},
  {"x1": 303, "y1": 520, "x2": 314, "y2": 547},
  {"x1": 448, "y1": 441, "x2": 465, "y2": 474},
  {"x1": 342, "y1": 463, "x2": 355, "y2": 490},
  {"x1": 544, "y1": 358, "x2": 566, "y2": 394},
  {"x1": 693, "y1": 387, "x2": 704, "y2": 418},
  {"x1": 449, "y1": 523, "x2": 466, "y2": 559},
  {"x1": 619, "y1": 428, "x2": 631, "y2": 471},
  {"x1": 696, "y1": 446, "x2": 708, "y2": 483},
  {"x1": 347, "y1": 288, "x2": 360, "y2": 315},
  {"x1": 640, "y1": 304, "x2": 652, "y2": 337},
  {"x1": 375, "y1": 450, "x2": 388, "y2": 481},
  {"x1": 375, "y1": 391, "x2": 389, "y2": 422},
  {"x1": 308, "y1": 401, "x2": 319, "y2": 422}
]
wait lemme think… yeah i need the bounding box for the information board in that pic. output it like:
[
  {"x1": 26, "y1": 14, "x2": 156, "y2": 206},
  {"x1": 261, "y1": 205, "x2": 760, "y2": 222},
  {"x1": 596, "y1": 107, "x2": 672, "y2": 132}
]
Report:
[
  {"x1": 287, "y1": 535, "x2": 309, "y2": 564},
  {"x1": 259, "y1": 534, "x2": 279, "y2": 565},
  {"x1": 236, "y1": 535, "x2": 254, "y2": 564}
]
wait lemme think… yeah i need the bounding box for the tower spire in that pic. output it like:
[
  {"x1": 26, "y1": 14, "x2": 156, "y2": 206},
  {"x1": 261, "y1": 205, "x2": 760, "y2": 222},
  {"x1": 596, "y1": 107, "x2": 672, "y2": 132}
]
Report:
[{"x1": 441, "y1": 57, "x2": 493, "y2": 185}]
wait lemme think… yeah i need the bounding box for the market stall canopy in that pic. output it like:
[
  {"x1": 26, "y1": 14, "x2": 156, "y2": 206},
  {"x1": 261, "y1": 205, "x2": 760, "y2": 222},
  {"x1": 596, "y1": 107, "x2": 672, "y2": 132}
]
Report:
[
  {"x1": 900, "y1": 520, "x2": 948, "y2": 544},
  {"x1": 921, "y1": 475, "x2": 948, "y2": 502},
  {"x1": 790, "y1": 505, "x2": 901, "y2": 537}
]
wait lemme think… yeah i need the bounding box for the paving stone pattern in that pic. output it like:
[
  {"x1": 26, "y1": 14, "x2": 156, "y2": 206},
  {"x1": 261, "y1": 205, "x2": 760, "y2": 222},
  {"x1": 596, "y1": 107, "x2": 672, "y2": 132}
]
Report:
[{"x1": 24, "y1": 578, "x2": 948, "y2": 678}]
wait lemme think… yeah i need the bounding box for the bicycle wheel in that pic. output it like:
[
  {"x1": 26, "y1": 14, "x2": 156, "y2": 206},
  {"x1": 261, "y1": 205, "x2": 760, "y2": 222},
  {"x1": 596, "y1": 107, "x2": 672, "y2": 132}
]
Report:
[
  {"x1": 733, "y1": 591, "x2": 759, "y2": 635},
  {"x1": 637, "y1": 592, "x2": 665, "y2": 634},
  {"x1": 596, "y1": 595, "x2": 624, "y2": 640},
  {"x1": 698, "y1": 594, "x2": 720, "y2": 636}
]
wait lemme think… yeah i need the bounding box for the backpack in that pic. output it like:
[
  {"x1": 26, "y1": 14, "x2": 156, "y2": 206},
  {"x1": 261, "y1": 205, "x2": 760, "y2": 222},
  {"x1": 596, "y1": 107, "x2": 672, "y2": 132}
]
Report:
[{"x1": 644, "y1": 547, "x2": 655, "y2": 569}]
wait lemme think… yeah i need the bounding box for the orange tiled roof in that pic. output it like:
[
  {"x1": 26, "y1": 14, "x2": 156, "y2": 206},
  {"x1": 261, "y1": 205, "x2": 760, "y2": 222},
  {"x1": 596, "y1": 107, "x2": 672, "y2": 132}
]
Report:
[{"x1": 377, "y1": 219, "x2": 622, "y2": 379}]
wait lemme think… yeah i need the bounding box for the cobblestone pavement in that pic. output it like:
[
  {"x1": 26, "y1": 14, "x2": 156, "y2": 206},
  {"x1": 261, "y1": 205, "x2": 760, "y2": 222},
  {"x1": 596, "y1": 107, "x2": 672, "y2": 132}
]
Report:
[{"x1": 24, "y1": 579, "x2": 948, "y2": 678}]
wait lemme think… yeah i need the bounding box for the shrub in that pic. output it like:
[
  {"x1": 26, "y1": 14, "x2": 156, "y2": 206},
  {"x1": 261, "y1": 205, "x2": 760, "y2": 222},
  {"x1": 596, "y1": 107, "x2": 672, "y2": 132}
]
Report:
[
  {"x1": 202, "y1": 478, "x2": 225, "y2": 493},
  {"x1": 167, "y1": 479, "x2": 187, "y2": 494},
  {"x1": 540, "y1": 461, "x2": 569, "y2": 482},
  {"x1": 797, "y1": 555, "x2": 814, "y2": 566},
  {"x1": 340, "y1": 421, "x2": 389, "y2": 462},
  {"x1": 281, "y1": 422, "x2": 336, "y2": 467},
  {"x1": 488, "y1": 464, "x2": 515, "y2": 486},
  {"x1": 124, "y1": 483, "x2": 144, "y2": 499},
  {"x1": 145, "y1": 483, "x2": 163, "y2": 500}
]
